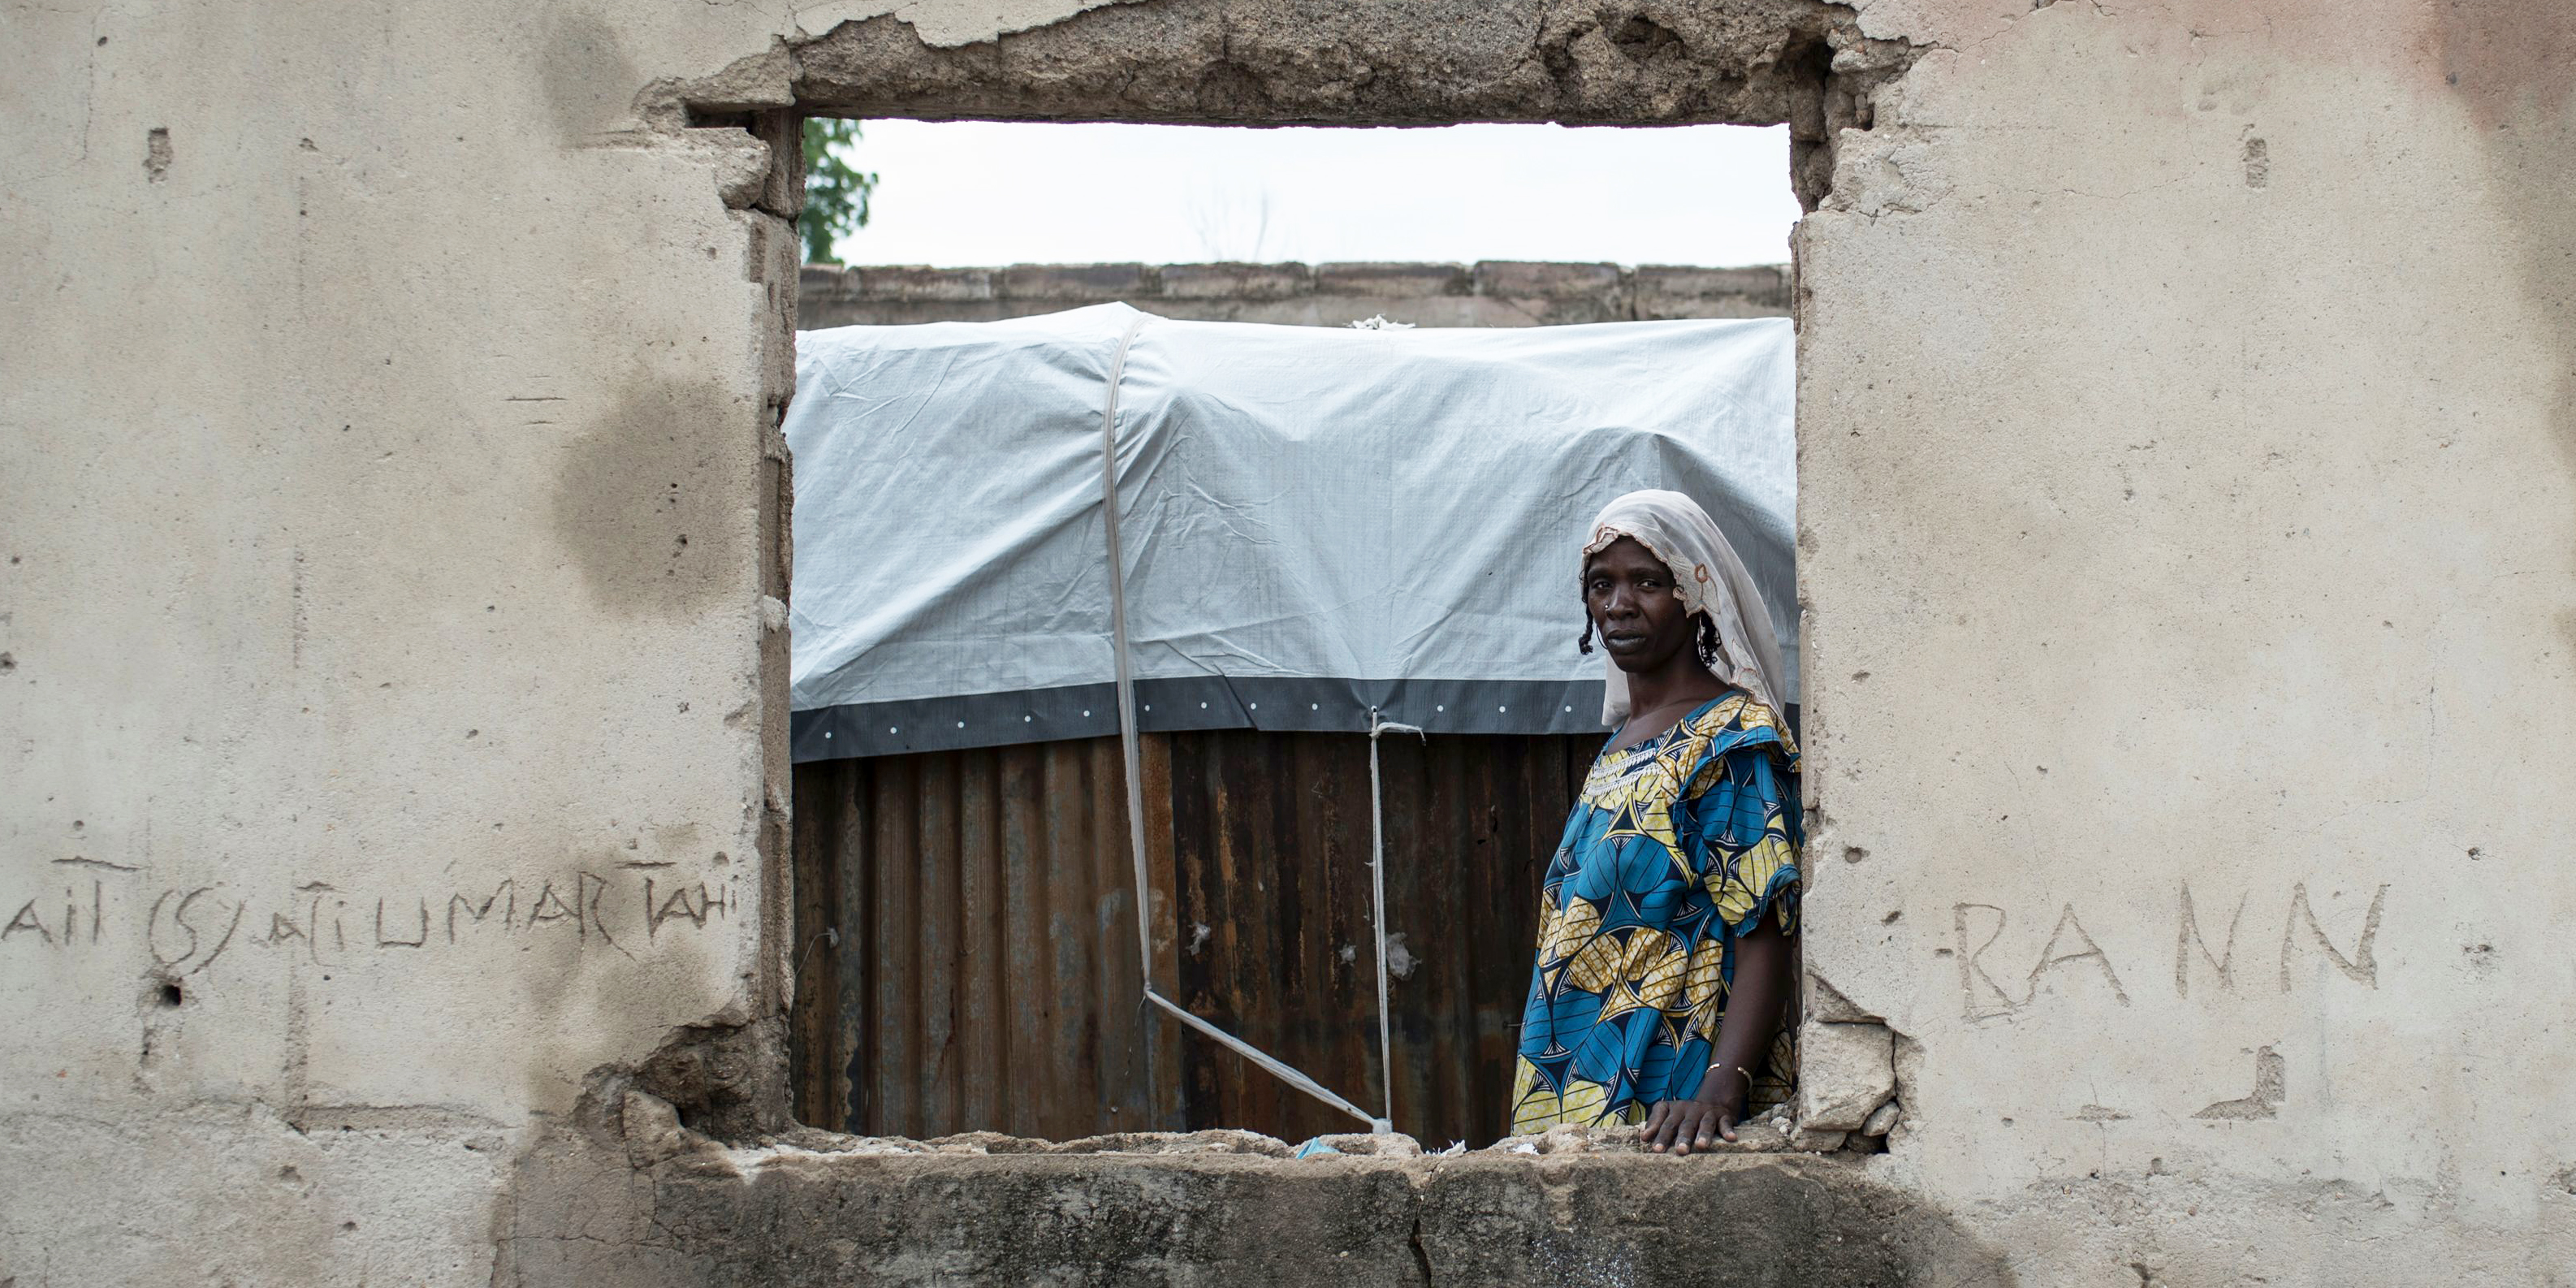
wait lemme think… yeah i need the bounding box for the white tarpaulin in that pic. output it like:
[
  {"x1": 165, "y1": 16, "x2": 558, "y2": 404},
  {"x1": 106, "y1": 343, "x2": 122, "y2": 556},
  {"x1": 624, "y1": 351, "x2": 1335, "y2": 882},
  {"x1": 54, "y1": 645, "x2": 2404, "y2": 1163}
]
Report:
[{"x1": 787, "y1": 303, "x2": 1795, "y2": 762}]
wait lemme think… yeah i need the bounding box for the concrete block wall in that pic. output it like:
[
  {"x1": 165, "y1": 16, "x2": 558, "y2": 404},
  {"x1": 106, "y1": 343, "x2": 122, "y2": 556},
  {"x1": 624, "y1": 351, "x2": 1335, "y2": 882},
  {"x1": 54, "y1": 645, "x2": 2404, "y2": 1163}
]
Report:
[{"x1": 797, "y1": 260, "x2": 1792, "y2": 327}]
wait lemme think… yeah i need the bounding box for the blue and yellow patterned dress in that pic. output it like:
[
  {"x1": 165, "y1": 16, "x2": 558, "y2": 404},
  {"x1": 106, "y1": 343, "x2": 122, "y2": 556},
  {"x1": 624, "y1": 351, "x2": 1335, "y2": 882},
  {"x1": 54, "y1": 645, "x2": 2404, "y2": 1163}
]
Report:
[{"x1": 1510, "y1": 691, "x2": 1802, "y2": 1135}]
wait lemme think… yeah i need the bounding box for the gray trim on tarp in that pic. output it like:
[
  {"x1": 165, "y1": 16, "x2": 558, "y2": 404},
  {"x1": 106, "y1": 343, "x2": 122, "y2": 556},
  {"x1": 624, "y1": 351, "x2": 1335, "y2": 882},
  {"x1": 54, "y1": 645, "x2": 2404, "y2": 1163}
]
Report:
[
  {"x1": 792, "y1": 676, "x2": 1610, "y2": 761},
  {"x1": 792, "y1": 678, "x2": 1800, "y2": 761}
]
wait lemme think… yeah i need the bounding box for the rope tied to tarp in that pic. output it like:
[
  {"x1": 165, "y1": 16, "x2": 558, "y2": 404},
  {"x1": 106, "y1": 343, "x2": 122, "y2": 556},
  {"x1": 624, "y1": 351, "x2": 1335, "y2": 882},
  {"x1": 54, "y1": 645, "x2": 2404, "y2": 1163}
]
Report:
[{"x1": 1100, "y1": 313, "x2": 1394, "y2": 1135}]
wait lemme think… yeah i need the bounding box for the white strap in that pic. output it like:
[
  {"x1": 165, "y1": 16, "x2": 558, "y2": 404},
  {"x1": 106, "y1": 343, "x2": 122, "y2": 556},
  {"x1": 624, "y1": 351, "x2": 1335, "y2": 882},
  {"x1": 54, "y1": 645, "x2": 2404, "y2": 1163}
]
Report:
[
  {"x1": 1368, "y1": 710, "x2": 1424, "y2": 1130},
  {"x1": 1100, "y1": 314, "x2": 1388, "y2": 1135},
  {"x1": 1104, "y1": 315, "x2": 1156, "y2": 981}
]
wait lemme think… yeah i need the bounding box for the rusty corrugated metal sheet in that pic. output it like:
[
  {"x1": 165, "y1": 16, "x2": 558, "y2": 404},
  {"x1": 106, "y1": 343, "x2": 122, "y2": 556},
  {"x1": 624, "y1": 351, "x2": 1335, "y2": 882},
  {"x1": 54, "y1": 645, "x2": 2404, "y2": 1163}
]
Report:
[{"x1": 789, "y1": 731, "x2": 1591, "y2": 1147}]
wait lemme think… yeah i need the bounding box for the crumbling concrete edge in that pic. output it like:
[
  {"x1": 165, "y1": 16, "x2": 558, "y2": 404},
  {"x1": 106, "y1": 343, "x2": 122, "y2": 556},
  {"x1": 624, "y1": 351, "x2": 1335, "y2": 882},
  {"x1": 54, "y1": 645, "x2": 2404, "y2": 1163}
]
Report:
[
  {"x1": 640, "y1": 0, "x2": 1935, "y2": 212},
  {"x1": 551, "y1": 37, "x2": 815, "y2": 1151},
  {"x1": 486, "y1": 1083, "x2": 2013, "y2": 1286}
]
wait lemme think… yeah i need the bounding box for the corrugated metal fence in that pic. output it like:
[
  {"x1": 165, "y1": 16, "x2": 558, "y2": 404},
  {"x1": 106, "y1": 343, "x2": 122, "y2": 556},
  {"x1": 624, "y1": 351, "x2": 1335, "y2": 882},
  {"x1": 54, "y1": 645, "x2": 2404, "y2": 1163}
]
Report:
[{"x1": 790, "y1": 730, "x2": 1593, "y2": 1147}]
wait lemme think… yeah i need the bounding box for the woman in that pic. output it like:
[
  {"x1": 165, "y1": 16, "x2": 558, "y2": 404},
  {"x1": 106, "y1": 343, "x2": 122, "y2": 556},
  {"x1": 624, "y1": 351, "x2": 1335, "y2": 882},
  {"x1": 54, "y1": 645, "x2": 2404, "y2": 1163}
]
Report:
[{"x1": 1509, "y1": 490, "x2": 1801, "y2": 1155}]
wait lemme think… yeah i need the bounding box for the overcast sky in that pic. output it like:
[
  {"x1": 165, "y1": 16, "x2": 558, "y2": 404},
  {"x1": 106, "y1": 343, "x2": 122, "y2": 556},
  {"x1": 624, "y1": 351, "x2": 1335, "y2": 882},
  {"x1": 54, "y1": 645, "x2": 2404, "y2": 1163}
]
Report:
[{"x1": 823, "y1": 120, "x2": 1799, "y2": 270}]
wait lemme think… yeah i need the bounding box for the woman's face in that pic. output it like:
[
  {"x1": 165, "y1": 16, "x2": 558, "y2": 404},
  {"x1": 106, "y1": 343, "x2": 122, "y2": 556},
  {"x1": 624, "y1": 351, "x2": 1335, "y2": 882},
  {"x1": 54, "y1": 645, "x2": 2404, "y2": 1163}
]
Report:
[{"x1": 1584, "y1": 536, "x2": 1692, "y2": 674}]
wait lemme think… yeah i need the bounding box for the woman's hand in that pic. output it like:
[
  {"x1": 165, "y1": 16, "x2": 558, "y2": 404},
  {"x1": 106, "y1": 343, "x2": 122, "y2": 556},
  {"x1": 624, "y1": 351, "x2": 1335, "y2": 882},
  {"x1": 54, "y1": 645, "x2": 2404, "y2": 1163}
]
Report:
[
  {"x1": 1643, "y1": 1075, "x2": 1743, "y2": 1156},
  {"x1": 1648, "y1": 918, "x2": 1791, "y2": 1156}
]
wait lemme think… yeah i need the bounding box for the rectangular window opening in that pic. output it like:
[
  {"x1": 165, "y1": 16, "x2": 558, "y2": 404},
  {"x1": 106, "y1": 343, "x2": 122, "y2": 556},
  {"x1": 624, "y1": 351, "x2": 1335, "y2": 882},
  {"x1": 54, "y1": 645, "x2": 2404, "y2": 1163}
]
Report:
[{"x1": 783, "y1": 119, "x2": 1807, "y2": 1151}]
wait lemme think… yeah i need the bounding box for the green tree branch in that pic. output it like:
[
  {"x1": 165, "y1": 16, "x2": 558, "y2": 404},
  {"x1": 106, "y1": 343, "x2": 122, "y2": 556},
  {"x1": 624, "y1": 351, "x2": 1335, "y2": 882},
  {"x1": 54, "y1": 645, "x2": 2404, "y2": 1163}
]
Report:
[{"x1": 801, "y1": 118, "x2": 879, "y2": 264}]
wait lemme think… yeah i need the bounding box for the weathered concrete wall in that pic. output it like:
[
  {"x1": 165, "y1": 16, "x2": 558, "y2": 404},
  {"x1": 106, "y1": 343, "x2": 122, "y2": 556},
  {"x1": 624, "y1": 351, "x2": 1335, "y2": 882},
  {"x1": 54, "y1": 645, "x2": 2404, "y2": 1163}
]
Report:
[
  {"x1": 1, "y1": 3, "x2": 809, "y2": 1283},
  {"x1": 1793, "y1": 2, "x2": 2576, "y2": 1281},
  {"x1": 6, "y1": 0, "x2": 2574, "y2": 1283},
  {"x1": 799, "y1": 260, "x2": 1792, "y2": 327}
]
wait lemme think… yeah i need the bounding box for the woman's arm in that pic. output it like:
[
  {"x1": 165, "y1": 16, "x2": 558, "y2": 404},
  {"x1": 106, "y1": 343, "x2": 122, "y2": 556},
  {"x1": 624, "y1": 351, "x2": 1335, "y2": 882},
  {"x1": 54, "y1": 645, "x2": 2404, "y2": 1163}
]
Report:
[{"x1": 1644, "y1": 916, "x2": 1792, "y2": 1156}]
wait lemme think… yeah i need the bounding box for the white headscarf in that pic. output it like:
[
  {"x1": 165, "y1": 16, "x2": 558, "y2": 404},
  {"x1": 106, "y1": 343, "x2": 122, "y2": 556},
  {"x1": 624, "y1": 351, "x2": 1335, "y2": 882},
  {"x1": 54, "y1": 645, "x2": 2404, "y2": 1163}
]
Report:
[{"x1": 1582, "y1": 489, "x2": 1792, "y2": 726}]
